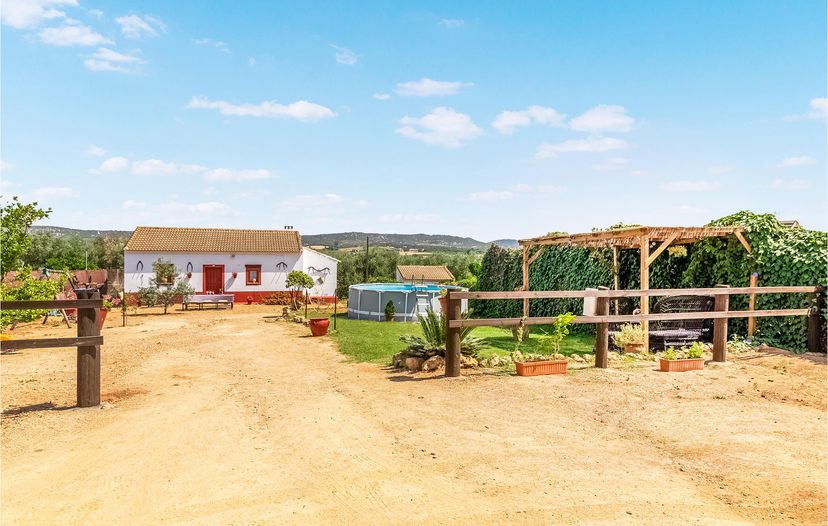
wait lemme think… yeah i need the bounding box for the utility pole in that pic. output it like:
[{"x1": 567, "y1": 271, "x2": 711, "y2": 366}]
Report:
[{"x1": 364, "y1": 236, "x2": 369, "y2": 283}]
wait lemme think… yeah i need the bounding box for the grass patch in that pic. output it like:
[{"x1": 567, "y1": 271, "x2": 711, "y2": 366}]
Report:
[{"x1": 309, "y1": 311, "x2": 595, "y2": 364}]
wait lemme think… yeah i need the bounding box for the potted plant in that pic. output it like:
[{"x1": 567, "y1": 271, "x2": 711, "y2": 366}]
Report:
[
  {"x1": 384, "y1": 300, "x2": 396, "y2": 321},
  {"x1": 438, "y1": 288, "x2": 449, "y2": 313},
  {"x1": 659, "y1": 342, "x2": 706, "y2": 372},
  {"x1": 99, "y1": 295, "x2": 120, "y2": 330},
  {"x1": 612, "y1": 323, "x2": 646, "y2": 354},
  {"x1": 246, "y1": 295, "x2": 254, "y2": 305},
  {"x1": 514, "y1": 313, "x2": 574, "y2": 376}
]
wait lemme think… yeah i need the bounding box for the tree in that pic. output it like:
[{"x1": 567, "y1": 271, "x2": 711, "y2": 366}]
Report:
[
  {"x1": 0, "y1": 196, "x2": 51, "y2": 274},
  {"x1": 285, "y1": 270, "x2": 314, "y2": 310},
  {"x1": 136, "y1": 259, "x2": 193, "y2": 314},
  {"x1": 0, "y1": 268, "x2": 66, "y2": 328}
]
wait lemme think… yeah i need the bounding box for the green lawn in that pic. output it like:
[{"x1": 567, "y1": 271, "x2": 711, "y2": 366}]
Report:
[{"x1": 311, "y1": 312, "x2": 595, "y2": 364}]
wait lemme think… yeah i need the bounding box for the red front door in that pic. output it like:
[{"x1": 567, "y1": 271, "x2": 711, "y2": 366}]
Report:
[{"x1": 203, "y1": 265, "x2": 224, "y2": 293}]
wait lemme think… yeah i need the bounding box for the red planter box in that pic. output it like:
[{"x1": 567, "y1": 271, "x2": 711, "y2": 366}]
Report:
[
  {"x1": 515, "y1": 359, "x2": 568, "y2": 376},
  {"x1": 659, "y1": 358, "x2": 705, "y2": 372}
]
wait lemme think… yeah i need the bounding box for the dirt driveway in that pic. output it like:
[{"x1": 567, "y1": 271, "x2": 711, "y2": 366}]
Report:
[{"x1": 2, "y1": 306, "x2": 826, "y2": 525}]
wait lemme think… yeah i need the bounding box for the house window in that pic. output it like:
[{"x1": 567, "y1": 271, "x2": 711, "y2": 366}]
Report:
[{"x1": 245, "y1": 265, "x2": 262, "y2": 285}]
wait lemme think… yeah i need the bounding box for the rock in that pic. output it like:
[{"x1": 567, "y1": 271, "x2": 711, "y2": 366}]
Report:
[
  {"x1": 511, "y1": 351, "x2": 523, "y2": 362},
  {"x1": 460, "y1": 356, "x2": 478, "y2": 368},
  {"x1": 571, "y1": 354, "x2": 585, "y2": 363},
  {"x1": 404, "y1": 357, "x2": 424, "y2": 372},
  {"x1": 554, "y1": 353, "x2": 566, "y2": 361},
  {"x1": 489, "y1": 355, "x2": 501, "y2": 367},
  {"x1": 422, "y1": 355, "x2": 445, "y2": 372},
  {"x1": 391, "y1": 352, "x2": 405, "y2": 369},
  {"x1": 501, "y1": 355, "x2": 513, "y2": 364}
]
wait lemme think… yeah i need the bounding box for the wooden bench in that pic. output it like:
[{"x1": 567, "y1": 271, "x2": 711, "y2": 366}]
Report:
[{"x1": 183, "y1": 294, "x2": 234, "y2": 310}]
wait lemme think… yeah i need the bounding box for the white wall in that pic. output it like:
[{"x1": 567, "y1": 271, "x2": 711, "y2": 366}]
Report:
[{"x1": 301, "y1": 248, "x2": 338, "y2": 297}]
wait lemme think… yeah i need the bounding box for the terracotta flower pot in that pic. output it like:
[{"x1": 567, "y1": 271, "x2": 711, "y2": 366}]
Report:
[
  {"x1": 98, "y1": 309, "x2": 108, "y2": 330},
  {"x1": 246, "y1": 297, "x2": 253, "y2": 305},
  {"x1": 659, "y1": 358, "x2": 705, "y2": 372},
  {"x1": 624, "y1": 343, "x2": 645, "y2": 354},
  {"x1": 438, "y1": 296, "x2": 448, "y2": 313},
  {"x1": 515, "y1": 359, "x2": 567, "y2": 376},
  {"x1": 309, "y1": 318, "x2": 330, "y2": 337}
]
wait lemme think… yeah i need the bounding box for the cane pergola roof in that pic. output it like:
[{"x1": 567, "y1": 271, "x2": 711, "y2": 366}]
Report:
[{"x1": 519, "y1": 226, "x2": 747, "y2": 249}]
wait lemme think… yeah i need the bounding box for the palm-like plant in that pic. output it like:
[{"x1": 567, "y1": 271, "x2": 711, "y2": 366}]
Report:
[{"x1": 399, "y1": 310, "x2": 483, "y2": 358}]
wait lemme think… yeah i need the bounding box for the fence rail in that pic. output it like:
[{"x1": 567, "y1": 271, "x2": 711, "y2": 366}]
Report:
[
  {"x1": 443, "y1": 284, "x2": 823, "y2": 377},
  {"x1": 1, "y1": 296, "x2": 103, "y2": 407}
]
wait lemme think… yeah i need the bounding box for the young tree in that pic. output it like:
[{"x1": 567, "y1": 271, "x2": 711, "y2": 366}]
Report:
[
  {"x1": 136, "y1": 259, "x2": 193, "y2": 314},
  {"x1": 0, "y1": 196, "x2": 51, "y2": 274},
  {"x1": 285, "y1": 270, "x2": 314, "y2": 310}
]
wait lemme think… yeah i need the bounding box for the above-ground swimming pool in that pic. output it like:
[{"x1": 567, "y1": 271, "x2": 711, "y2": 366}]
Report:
[{"x1": 348, "y1": 283, "x2": 468, "y2": 321}]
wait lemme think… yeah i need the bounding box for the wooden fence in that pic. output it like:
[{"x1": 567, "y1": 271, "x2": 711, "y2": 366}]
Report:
[
  {"x1": 1, "y1": 292, "x2": 103, "y2": 407},
  {"x1": 444, "y1": 285, "x2": 823, "y2": 377}
]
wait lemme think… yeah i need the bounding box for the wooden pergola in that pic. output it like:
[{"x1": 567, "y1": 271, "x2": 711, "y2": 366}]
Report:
[{"x1": 518, "y1": 226, "x2": 752, "y2": 352}]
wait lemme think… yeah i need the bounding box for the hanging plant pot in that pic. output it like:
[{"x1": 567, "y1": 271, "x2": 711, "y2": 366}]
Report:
[
  {"x1": 515, "y1": 359, "x2": 567, "y2": 376},
  {"x1": 98, "y1": 309, "x2": 108, "y2": 330},
  {"x1": 309, "y1": 318, "x2": 329, "y2": 336},
  {"x1": 660, "y1": 358, "x2": 705, "y2": 372},
  {"x1": 231, "y1": 272, "x2": 238, "y2": 278},
  {"x1": 186, "y1": 272, "x2": 192, "y2": 278}
]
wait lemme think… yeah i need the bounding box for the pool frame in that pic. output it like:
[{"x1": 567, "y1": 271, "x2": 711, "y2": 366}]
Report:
[{"x1": 347, "y1": 283, "x2": 467, "y2": 321}]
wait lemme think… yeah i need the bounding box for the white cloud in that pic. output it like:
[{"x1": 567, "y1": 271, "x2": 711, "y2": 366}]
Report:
[
  {"x1": 131, "y1": 159, "x2": 205, "y2": 176},
  {"x1": 661, "y1": 180, "x2": 721, "y2": 192},
  {"x1": 85, "y1": 144, "x2": 106, "y2": 156},
  {"x1": 83, "y1": 47, "x2": 145, "y2": 73},
  {"x1": 202, "y1": 168, "x2": 273, "y2": 181},
  {"x1": 439, "y1": 18, "x2": 464, "y2": 28},
  {"x1": 462, "y1": 191, "x2": 516, "y2": 202},
  {"x1": 1, "y1": 0, "x2": 76, "y2": 29},
  {"x1": 784, "y1": 97, "x2": 828, "y2": 121},
  {"x1": 0, "y1": 179, "x2": 19, "y2": 191},
  {"x1": 569, "y1": 105, "x2": 635, "y2": 133},
  {"x1": 493, "y1": 105, "x2": 567, "y2": 134},
  {"x1": 193, "y1": 38, "x2": 229, "y2": 54},
  {"x1": 707, "y1": 164, "x2": 734, "y2": 175},
  {"x1": 121, "y1": 199, "x2": 146, "y2": 210},
  {"x1": 116, "y1": 14, "x2": 165, "y2": 39},
  {"x1": 592, "y1": 157, "x2": 630, "y2": 171},
  {"x1": 187, "y1": 96, "x2": 336, "y2": 122},
  {"x1": 771, "y1": 178, "x2": 810, "y2": 190},
  {"x1": 373, "y1": 93, "x2": 391, "y2": 101},
  {"x1": 0, "y1": 159, "x2": 14, "y2": 171},
  {"x1": 88, "y1": 9, "x2": 103, "y2": 20},
  {"x1": 396, "y1": 107, "x2": 483, "y2": 148},
  {"x1": 331, "y1": 44, "x2": 357, "y2": 65},
  {"x1": 33, "y1": 186, "x2": 78, "y2": 198},
  {"x1": 510, "y1": 184, "x2": 532, "y2": 192},
  {"x1": 38, "y1": 20, "x2": 111, "y2": 46},
  {"x1": 379, "y1": 213, "x2": 439, "y2": 223},
  {"x1": 395, "y1": 78, "x2": 470, "y2": 97},
  {"x1": 537, "y1": 185, "x2": 565, "y2": 194},
  {"x1": 99, "y1": 156, "x2": 130, "y2": 172},
  {"x1": 777, "y1": 155, "x2": 816, "y2": 168},
  {"x1": 535, "y1": 137, "x2": 628, "y2": 159}
]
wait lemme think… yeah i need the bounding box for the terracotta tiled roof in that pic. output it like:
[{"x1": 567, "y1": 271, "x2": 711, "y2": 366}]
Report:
[
  {"x1": 397, "y1": 265, "x2": 455, "y2": 282},
  {"x1": 125, "y1": 226, "x2": 302, "y2": 253}
]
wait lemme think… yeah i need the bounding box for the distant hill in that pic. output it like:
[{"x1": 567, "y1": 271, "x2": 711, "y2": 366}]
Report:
[
  {"x1": 302, "y1": 232, "x2": 490, "y2": 251},
  {"x1": 30, "y1": 225, "x2": 132, "y2": 239},
  {"x1": 30, "y1": 226, "x2": 518, "y2": 252}
]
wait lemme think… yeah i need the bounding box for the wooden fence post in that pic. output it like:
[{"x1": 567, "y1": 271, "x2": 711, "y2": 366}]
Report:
[
  {"x1": 712, "y1": 284, "x2": 729, "y2": 362},
  {"x1": 76, "y1": 289, "x2": 101, "y2": 407},
  {"x1": 445, "y1": 292, "x2": 461, "y2": 378},
  {"x1": 595, "y1": 286, "x2": 609, "y2": 368},
  {"x1": 808, "y1": 285, "x2": 825, "y2": 354},
  {"x1": 747, "y1": 273, "x2": 758, "y2": 338}
]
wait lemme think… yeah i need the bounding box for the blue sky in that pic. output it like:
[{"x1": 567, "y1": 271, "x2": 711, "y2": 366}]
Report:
[{"x1": 1, "y1": 0, "x2": 825, "y2": 240}]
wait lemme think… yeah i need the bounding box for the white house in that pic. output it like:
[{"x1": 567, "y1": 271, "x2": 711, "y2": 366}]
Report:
[{"x1": 123, "y1": 226, "x2": 338, "y2": 303}]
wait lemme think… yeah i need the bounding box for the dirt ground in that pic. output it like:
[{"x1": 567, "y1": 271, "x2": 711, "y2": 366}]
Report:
[{"x1": 2, "y1": 306, "x2": 826, "y2": 525}]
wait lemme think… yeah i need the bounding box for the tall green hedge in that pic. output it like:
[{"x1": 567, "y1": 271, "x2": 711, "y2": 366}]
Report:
[{"x1": 474, "y1": 211, "x2": 827, "y2": 352}]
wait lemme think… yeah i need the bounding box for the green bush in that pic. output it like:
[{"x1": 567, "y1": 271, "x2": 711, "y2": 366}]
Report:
[{"x1": 1, "y1": 268, "x2": 66, "y2": 328}]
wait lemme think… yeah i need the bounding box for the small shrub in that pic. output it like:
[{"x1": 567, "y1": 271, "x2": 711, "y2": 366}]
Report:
[
  {"x1": 286, "y1": 271, "x2": 314, "y2": 310},
  {"x1": 612, "y1": 323, "x2": 646, "y2": 348},
  {"x1": 686, "y1": 341, "x2": 705, "y2": 359},
  {"x1": 536, "y1": 313, "x2": 576, "y2": 355},
  {"x1": 384, "y1": 300, "x2": 396, "y2": 321},
  {"x1": 399, "y1": 310, "x2": 483, "y2": 359},
  {"x1": 663, "y1": 347, "x2": 678, "y2": 360}
]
